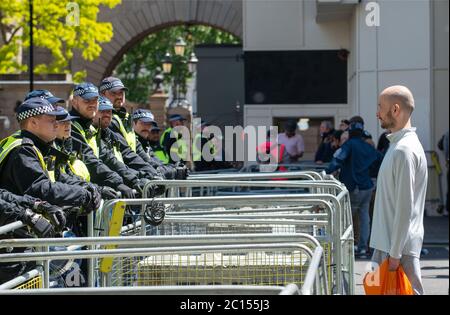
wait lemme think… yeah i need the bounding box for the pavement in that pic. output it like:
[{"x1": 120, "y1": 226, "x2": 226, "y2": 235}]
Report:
[{"x1": 354, "y1": 214, "x2": 449, "y2": 295}]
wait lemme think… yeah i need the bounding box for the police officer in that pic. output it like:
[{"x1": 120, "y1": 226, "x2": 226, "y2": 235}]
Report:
[
  {"x1": 148, "y1": 124, "x2": 169, "y2": 164},
  {"x1": 132, "y1": 109, "x2": 168, "y2": 165},
  {"x1": 92, "y1": 96, "x2": 149, "y2": 193},
  {"x1": 99, "y1": 78, "x2": 178, "y2": 179},
  {"x1": 24, "y1": 89, "x2": 66, "y2": 106},
  {"x1": 131, "y1": 110, "x2": 189, "y2": 179},
  {"x1": 69, "y1": 82, "x2": 135, "y2": 198},
  {"x1": 161, "y1": 114, "x2": 188, "y2": 164},
  {"x1": 193, "y1": 123, "x2": 218, "y2": 172},
  {"x1": 0, "y1": 189, "x2": 65, "y2": 284},
  {"x1": 54, "y1": 106, "x2": 118, "y2": 200},
  {"x1": 0, "y1": 188, "x2": 65, "y2": 236},
  {"x1": 24, "y1": 89, "x2": 118, "y2": 200},
  {"x1": 0, "y1": 97, "x2": 100, "y2": 213}
]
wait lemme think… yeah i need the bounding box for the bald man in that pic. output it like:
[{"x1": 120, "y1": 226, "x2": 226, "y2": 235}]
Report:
[{"x1": 369, "y1": 85, "x2": 427, "y2": 294}]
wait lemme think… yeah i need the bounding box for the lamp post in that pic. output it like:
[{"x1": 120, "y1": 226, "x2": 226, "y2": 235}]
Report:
[
  {"x1": 161, "y1": 37, "x2": 198, "y2": 108},
  {"x1": 29, "y1": 0, "x2": 34, "y2": 91}
]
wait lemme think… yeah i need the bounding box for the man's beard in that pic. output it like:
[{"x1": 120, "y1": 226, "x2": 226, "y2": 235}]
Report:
[
  {"x1": 114, "y1": 99, "x2": 123, "y2": 108},
  {"x1": 380, "y1": 112, "x2": 395, "y2": 130}
]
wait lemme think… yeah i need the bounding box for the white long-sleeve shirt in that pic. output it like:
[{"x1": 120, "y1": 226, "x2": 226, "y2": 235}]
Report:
[{"x1": 370, "y1": 128, "x2": 428, "y2": 259}]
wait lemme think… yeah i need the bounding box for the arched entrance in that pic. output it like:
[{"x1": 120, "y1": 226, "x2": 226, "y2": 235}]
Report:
[{"x1": 72, "y1": 0, "x2": 243, "y2": 84}]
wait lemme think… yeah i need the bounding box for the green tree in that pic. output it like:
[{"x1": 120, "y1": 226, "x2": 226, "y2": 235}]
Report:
[
  {"x1": 115, "y1": 25, "x2": 240, "y2": 104},
  {"x1": 0, "y1": 0, "x2": 120, "y2": 81}
]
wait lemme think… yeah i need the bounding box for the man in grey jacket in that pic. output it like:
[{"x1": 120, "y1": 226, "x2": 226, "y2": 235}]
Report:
[{"x1": 370, "y1": 85, "x2": 428, "y2": 295}]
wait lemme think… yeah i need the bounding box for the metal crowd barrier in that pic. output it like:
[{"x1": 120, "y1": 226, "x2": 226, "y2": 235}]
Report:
[
  {"x1": 96, "y1": 191, "x2": 353, "y2": 293},
  {"x1": 0, "y1": 234, "x2": 326, "y2": 295},
  {"x1": 1, "y1": 170, "x2": 354, "y2": 295},
  {"x1": 0, "y1": 284, "x2": 300, "y2": 295}
]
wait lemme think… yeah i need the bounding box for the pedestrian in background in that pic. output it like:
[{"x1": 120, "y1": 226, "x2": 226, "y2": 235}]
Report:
[
  {"x1": 326, "y1": 120, "x2": 383, "y2": 257},
  {"x1": 277, "y1": 120, "x2": 305, "y2": 163},
  {"x1": 315, "y1": 120, "x2": 335, "y2": 164}
]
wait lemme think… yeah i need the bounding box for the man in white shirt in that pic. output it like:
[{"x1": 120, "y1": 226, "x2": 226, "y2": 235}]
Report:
[{"x1": 369, "y1": 85, "x2": 428, "y2": 295}]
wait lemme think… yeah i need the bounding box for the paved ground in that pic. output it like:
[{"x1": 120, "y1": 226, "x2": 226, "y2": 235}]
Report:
[{"x1": 354, "y1": 215, "x2": 449, "y2": 295}]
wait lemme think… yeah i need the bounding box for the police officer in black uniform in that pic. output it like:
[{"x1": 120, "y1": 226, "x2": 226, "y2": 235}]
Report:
[
  {"x1": 23, "y1": 89, "x2": 118, "y2": 200},
  {"x1": 99, "y1": 77, "x2": 181, "y2": 180},
  {"x1": 0, "y1": 189, "x2": 66, "y2": 284},
  {"x1": 132, "y1": 110, "x2": 169, "y2": 165},
  {"x1": 68, "y1": 82, "x2": 135, "y2": 198},
  {"x1": 52, "y1": 106, "x2": 118, "y2": 200},
  {"x1": 92, "y1": 96, "x2": 150, "y2": 194},
  {"x1": 0, "y1": 97, "x2": 100, "y2": 212}
]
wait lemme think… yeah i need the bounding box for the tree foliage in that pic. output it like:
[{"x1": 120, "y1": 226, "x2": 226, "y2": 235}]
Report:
[
  {"x1": 0, "y1": 0, "x2": 120, "y2": 80},
  {"x1": 115, "y1": 25, "x2": 240, "y2": 104}
]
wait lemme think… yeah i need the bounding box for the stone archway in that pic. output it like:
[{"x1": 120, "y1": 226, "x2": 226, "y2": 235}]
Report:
[{"x1": 72, "y1": 0, "x2": 243, "y2": 84}]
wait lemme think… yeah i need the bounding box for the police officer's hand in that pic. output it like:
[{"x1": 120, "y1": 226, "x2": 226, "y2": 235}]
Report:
[
  {"x1": 134, "y1": 178, "x2": 152, "y2": 195},
  {"x1": 99, "y1": 186, "x2": 119, "y2": 200},
  {"x1": 21, "y1": 209, "x2": 55, "y2": 238},
  {"x1": 158, "y1": 166, "x2": 176, "y2": 179},
  {"x1": 176, "y1": 165, "x2": 189, "y2": 180},
  {"x1": 33, "y1": 201, "x2": 66, "y2": 232},
  {"x1": 117, "y1": 184, "x2": 135, "y2": 199},
  {"x1": 83, "y1": 184, "x2": 102, "y2": 213}
]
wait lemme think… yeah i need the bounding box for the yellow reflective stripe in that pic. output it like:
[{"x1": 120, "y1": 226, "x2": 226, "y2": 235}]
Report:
[
  {"x1": 113, "y1": 146, "x2": 124, "y2": 163},
  {"x1": 47, "y1": 170, "x2": 56, "y2": 182},
  {"x1": 72, "y1": 121, "x2": 99, "y2": 158},
  {"x1": 113, "y1": 114, "x2": 136, "y2": 152},
  {"x1": 0, "y1": 137, "x2": 21, "y2": 165}
]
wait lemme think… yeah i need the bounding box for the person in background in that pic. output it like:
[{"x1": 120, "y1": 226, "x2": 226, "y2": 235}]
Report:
[
  {"x1": 331, "y1": 130, "x2": 344, "y2": 152},
  {"x1": 349, "y1": 116, "x2": 376, "y2": 147},
  {"x1": 326, "y1": 121, "x2": 383, "y2": 257},
  {"x1": 377, "y1": 131, "x2": 391, "y2": 155},
  {"x1": 437, "y1": 130, "x2": 449, "y2": 216},
  {"x1": 315, "y1": 120, "x2": 336, "y2": 164},
  {"x1": 277, "y1": 120, "x2": 305, "y2": 163},
  {"x1": 339, "y1": 119, "x2": 350, "y2": 131},
  {"x1": 257, "y1": 129, "x2": 290, "y2": 172}
]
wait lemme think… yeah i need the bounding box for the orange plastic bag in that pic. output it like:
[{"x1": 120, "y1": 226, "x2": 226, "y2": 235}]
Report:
[{"x1": 363, "y1": 259, "x2": 414, "y2": 295}]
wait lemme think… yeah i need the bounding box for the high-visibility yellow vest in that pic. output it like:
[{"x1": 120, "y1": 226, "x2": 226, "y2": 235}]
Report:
[
  {"x1": 160, "y1": 127, "x2": 171, "y2": 147},
  {"x1": 0, "y1": 134, "x2": 55, "y2": 182},
  {"x1": 153, "y1": 147, "x2": 169, "y2": 164},
  {"x1": 192, "y1": 134, "x2": 217, "y2": 162},
  {"x1": 113, "y1": 145, "x2": 124, "y2": 163},
  {"x1": 53, "y1": 142, "x2": 91, "y2": 182},
  {"x1": 68, "y1": 158, "x2": 91, "y2": 182},
  {"x1": 72, "y1": 121, "x2": 99, "y2": 158},
  {"x1": 113, "y1": 113, "x2": 136, "y2": 152},
  {"x1": 193, "y1": 133, "x2": 202, "y2": 162},
  {"x1": 161, "y1": 127, "x2": 188, "y2": 161}
]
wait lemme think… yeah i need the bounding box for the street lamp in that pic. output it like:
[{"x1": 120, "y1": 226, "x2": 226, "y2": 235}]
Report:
[
  {"x1": 174, "y1": 37, "x2": 186, "y2": 56},
  {"x1": 188, "y1": 52, "x2": 198, "y2": 73},
  {"x1": 160, "y1": 38, "x2": 199, "y2": 108},
  {"x1": 162, "y1": 52, "x2": 172, "y2": 74}
]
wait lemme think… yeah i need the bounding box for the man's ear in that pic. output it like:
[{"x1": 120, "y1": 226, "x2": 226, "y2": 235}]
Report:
[
  {"x1": 392, "y1": 103, "x2": 400, "y2": 115},
  {"x1": 29, "y1": 117, "x2": 38, "y2": 128},
  {"x1": 69, "y1": 96, "x2": 76, "y2": 109}
]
